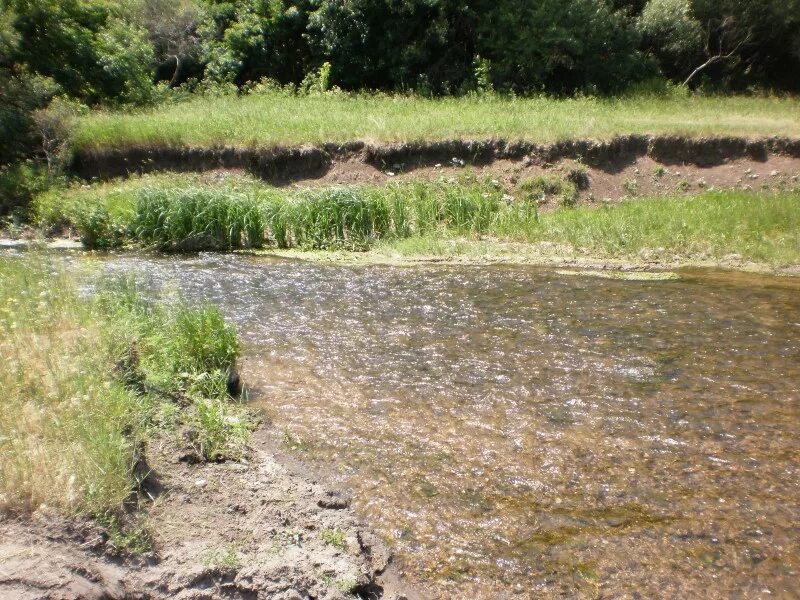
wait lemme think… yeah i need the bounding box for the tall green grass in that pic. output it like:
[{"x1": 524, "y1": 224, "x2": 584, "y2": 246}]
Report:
[
  {"x1": 33, "y1": 176, "x2": 800, "y2": 265},
  {"x1": 264, "y1": 180, "x2": 507, "y2": 250},
  {"x1": 0, "y1": 255, "x2": 250, "y2": 525},
  {"x1": 72, "y1": 92, "x2": 800, "y2": 151},
  {"x1": 35, "y1": 175, "x2": 520, "y2": 250},
  {"x1": 134, "y1": 188, "x2": 265, "y2": 251}
]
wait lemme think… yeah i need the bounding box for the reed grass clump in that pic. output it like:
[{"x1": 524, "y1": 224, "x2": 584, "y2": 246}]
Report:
[
  {"x1": 35, "y1": 174, "x2": 531, "y2": 251},
  {"x1": 134, "y1": 187, "x2": 265, "y2": 251},
  {"x1": 265, "y1": 187, "x2": 392, "y2": 250},
  {"x1": 266, "y1": 178, "x2": 512, "y2": 249},
  {"x1": 0, "y1": 256, "x2": 251, "y2": 525}
]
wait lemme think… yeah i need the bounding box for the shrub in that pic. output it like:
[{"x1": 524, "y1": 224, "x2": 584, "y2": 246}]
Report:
[
  {"x1": 0, "y1": 162, "x2": 49, "y2": 218},
  {"x1": 75, "y1": 206, "x2": 129, "y2": 249}
]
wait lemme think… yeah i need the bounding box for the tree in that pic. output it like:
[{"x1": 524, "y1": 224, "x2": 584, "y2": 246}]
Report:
[
  {"x1": 200, "y1": 0, "x2": 314, "y2": 85},
  {"x1": 691, "y1": 0, "x2": 800, "y2": 90},
  {"x1": 137, "y1": 0, "x2": 204, "y2": 87},
  {"x1": 306, "y1": 0, "x2": 477, "y2": 93},
  {"x1": 475, "y1": 0, "x2": 649, "y2": 93},
  {"x1": 0, "y1": 7, "x2": 56, "y2": 165},
  {"x1": 637, "y1": 0, "x2": 703, "y2": 80},
  {"x1": 8, "y1": 0, "x2": 154, "y2": 104},
  {"x1": 682, "y1": 15, "x2": 750, "y2": 87}
]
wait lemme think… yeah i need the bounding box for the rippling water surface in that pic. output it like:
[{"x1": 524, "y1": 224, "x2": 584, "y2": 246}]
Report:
[{"x1": 103, "y1": 255, "x2": 800, "y2": 598}]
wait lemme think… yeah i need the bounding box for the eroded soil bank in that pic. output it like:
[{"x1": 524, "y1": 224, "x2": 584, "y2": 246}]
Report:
[
  {"x1": 70, "y1": 135, "x2": 800, "y2": 186},
  {"x1": 0, "y1": 424, "x2": 414, "y2": 600}
]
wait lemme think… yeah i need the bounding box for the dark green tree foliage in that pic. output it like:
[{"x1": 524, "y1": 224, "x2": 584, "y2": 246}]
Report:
[
  {"x1": 7, "y1": 0, "x2": 154, "y2": 104},
  {"x1": 306, "y1": 0, "x2": 477, "y2": 93},
  {"x1": 201, "y1": 0, "x2": 314, "y2": 84},
  {"x1": 0, "y1": 8, "x2": 55, "y2": 165},
  {"x1": 2, "y1": 0, "x2": 799, "y2": 108},
  {"x1": 692, "y1": 0, "x2": 800, "y2": 90},
  {"x1": 475, "y1": 0, "x2": 651, "y2": 93},
  {"x1": 637, "y1": 0, "x2": 703, "y2": 80}
]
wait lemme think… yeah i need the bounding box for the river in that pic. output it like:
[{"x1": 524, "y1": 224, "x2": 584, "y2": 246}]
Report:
[{"x1": 101, "y1": 254, "x2": 800, "y2": 598}]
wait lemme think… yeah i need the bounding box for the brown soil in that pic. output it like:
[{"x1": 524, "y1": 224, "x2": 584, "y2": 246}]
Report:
[
  {"x1": 69, "y1": 135, "x2": 800, "y2": 211},
  {"x1": 70, "y1": 135, "x2": 800, "y2": 185},
  {"x1": 278, "y1": 153, "x2": 800, "y2": 211},
  {"x1": 0, "y1": 425, "x2": 419, "y2": 600}
]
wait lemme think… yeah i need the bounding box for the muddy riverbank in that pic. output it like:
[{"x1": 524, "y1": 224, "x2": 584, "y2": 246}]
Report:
[
  {"x1": 0, "y1": 422, "x2": 413, "y2": 599},
  {"x1": 69, "y1": 135, "x2": 800, "y2": 184}
]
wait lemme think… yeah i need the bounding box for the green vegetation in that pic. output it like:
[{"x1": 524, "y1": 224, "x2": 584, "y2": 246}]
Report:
[
  {"x1": 378, "y1": 191, "x2": 800, "y2": 266},
  {"x1": 519, "y1": 175, "x2": 579, "y2": 207},
  {"x1": 72, "y1": 92, "x2": 800, "y2": 152},
  {"x1": 0, "y1": 255, "x2": 251, "y2": 524},
  {"x1": 321, "y1": 528, "x2": 347, "y2": 549},
  {"x1": 133, "y1": 187, "x2": 265, "y2": 251},
  {"x1": 35, "y1": 174, "x2": 525, "y2": 251},
  {"x1": 34, "y1": 174, "x2": 800, "y2": 266},
  {"x1": 530, "y1": 192, "x2": 800, "y2": 264},
  {"x1": 3, "y1": 0, "x2": 798, "y2": 218}
]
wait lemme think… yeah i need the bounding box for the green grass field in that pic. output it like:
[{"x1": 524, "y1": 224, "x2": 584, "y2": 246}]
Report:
[{"x1": 72, "y1": 92, "x2": 800, "y2": 152}]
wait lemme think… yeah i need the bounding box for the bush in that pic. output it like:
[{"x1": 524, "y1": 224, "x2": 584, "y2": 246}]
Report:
[{"x1": 0, "y1": 162, "x2": 49, "y2": 218}]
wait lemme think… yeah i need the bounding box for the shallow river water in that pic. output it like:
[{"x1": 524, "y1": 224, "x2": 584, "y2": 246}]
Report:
[{"x1": 102, "y1": 254, "x2": 800, "y2": 599}]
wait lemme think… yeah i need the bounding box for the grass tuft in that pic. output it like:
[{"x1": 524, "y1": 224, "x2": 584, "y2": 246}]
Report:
[
  {"x1": 0, "y1": 255, "x2": 252, "y2": 531},
  {"x1": 519, "y1": 175, "x2": 579, "y2": 207}
]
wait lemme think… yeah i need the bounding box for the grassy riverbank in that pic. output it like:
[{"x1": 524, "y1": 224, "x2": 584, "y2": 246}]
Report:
[
  {"x1": 72, "y1": 93, "x2": 800, "y2": 152},
  {"x1": 33, "y1": 175, "x2": 800, "y2": 268},
  {"x1": 0, "y1": 256, "x2": 250, "y2": 540}
]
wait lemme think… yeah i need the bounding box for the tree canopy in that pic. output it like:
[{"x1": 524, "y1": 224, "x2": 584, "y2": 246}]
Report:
[{"x1": 0, "y1": 0, "x2": 797, "y2": 109}]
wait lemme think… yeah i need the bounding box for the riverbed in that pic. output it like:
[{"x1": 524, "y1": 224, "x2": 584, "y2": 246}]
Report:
[{"x1": 101, "y1": 254, "x2": 800, "y2": 598}]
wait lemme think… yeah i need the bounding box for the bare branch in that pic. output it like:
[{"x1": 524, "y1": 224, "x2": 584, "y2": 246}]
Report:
[{"x1": 684, "y1": 19, "x2": 752, "y2": 87}]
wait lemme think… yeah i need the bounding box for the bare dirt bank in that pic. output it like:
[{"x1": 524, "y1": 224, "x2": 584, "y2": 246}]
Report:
[
  {"x1": 70, "y1": 135, "x2": 800, "y2": 184},
  {"x1": 0, "y1": 424, "x2": 417, "y2": 600}
]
